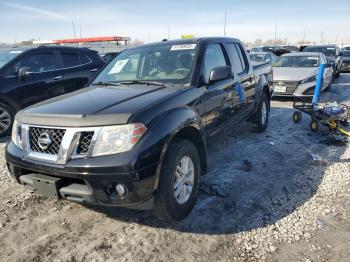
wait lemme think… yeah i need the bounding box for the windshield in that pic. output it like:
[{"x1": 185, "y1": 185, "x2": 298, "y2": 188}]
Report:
[
  {"x1": 303, "y1": 46, "x2": 336, "y2": 56},
  {"x1": 249, "y1": 54, "x2": 265, "y2": 62},
  {"x1": 0, "y1": 50, "x2": 23, "y2": 69},
  {"x1": 273, "y1": 56, "x2": 319, "y2": 68},
  {"x1": 93, "y1": 43, "x2": 198, "y2": 85}
]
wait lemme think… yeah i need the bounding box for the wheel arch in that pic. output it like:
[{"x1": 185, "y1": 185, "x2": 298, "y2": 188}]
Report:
[{"x1": 150, "y1": 107, "x2": 207, "y2": 190}]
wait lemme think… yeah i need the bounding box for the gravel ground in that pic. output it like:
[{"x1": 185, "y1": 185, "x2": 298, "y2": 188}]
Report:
[{"x1": 0, "y1": 74, "x2": 349, "y2": 262}]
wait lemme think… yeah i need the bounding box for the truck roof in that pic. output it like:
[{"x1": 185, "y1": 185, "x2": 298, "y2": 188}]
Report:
[{"x1": 127, "y1": 37, "x2": 242, "y2": 50}]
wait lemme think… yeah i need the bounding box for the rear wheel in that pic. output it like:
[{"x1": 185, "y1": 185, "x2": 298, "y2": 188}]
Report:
[
  {"x1": 250, "y1": 93, "x2": 269, "y2": 132},
  {"x1": 292, "y1": 111, "x2": 302, "y2": 123},
  {"x1": 0, "y1": 102, "x2": 14, "y2": 137},
  {"x1": 154, "y1": 139, "x2": 201, "y2": 221}
]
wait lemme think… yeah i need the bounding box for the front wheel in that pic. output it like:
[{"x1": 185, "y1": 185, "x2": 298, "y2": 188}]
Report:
[
  {"x1": 250, "y1": 93, "x2": 269, "y2": 132},
  {"x1": 154, "y1": 139, "x2": 201, "y2": 221},
  {"x1": 335, "y1": 70, "x2": 341, "y2": 78},
  {"x1": 0, "y1": 102, "x2": 14, "y2": 137}
]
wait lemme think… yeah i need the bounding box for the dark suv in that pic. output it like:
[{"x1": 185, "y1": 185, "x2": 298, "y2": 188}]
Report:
[
  {"x1": 0, "y1": 46, "x2": 104, "y2": 136},
  {"x1": 302, "y1": 45, "x2": 342, "y2": 79}
]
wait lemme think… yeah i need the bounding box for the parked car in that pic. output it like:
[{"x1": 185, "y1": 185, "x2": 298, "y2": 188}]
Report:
[
  {"x1": 340, "y1": 50, "x2": 350, "y2": 72},
  {"x1": 0, "y1": 45, "x2": 105, "y2": 136},
  {"x1": 251, "y1": 46, "x2": 278, "y2": 53},
  {"x1": 342, "y1": 46, "x2": 350, "y2": 51},
  {"x1": 249, "y1": 52, "x2": 278, "y2": 64},
  {"x1": 100, "y1": 51, "x2": 121, "y2": 63},
  {"x1": 6, "y1": 37, "x2": 272, "y2": 221},
  {"x1": 302, "y1": 45, "x2": 342, "y2": 79},
  {"x1": 271, "y1": 52, "x2": 333, "y2": 97}
]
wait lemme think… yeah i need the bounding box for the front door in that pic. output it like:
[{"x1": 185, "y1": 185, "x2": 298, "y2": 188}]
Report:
[{"x1": 202, "y1": 43, "x2": 237, "y2": 136}]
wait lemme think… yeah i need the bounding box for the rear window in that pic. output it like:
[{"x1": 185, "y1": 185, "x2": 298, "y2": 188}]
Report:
[
  {"x1": 250, "y1": 54, "x2": 264, "y2": 62},
  {"x1": 61, "y1": 51, "x2": 91, "y2": 68},
  {"x1": 273, "y1": 56, "x2": 319, "y2": 68},
  {"x1": 303, "y1": 46, "x2": 336, "y2": 56}
]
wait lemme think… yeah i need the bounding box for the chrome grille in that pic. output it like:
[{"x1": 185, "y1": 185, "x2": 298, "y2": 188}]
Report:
[
  {"x1": 76, "y1": 132, "x2": 94, "y2": 155},
  {"x1": 30, "y1": 127, "x2": 66, "y2": 155}
]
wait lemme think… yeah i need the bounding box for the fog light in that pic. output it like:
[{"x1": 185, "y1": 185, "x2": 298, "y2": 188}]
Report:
[{"x1": 115, "y1": 184, "x2": 127, "y2": 198}]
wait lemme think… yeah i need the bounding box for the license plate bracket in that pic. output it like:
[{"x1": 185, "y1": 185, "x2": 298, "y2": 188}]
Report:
[
  {"x1": 274, "y1": 85, "x2": 287, "y2": 93},
  {"x1": 32, "y1": 174, "x2": 63, "y2": 199}
]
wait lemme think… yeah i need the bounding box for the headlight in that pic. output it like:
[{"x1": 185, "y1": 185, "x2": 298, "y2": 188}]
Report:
[
  {"x1": 301, "y1": 75, "x2": 317, "y2": 84},
  {"x1": 92, "y1": 123, "x2": 147, "y2": 156},
  {"x1": 11, "y1": 119, "x2": 23, "y2": 149}
]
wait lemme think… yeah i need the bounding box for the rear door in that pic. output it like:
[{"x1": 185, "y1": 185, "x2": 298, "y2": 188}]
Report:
[
  {"x1": 225, "y1": 42, "x2": 257, "y2": 112},
  {"x1": 56, "y1": 49, "x2": 99, "y2": 94}
]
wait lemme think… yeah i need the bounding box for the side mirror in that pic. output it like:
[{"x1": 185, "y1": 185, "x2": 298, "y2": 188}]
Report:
[
  {"x1": 18, "y1": 67, "x2": 33, "y2": 80},
  {"x1": 209, "y1": 66, "x2": 232, "y2": 83}
]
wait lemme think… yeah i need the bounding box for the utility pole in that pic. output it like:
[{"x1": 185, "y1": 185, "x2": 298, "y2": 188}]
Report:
[
  {"x1": 274, "y1": 23, "x2": 277, "y2": 44},
  {"x1": 224, "y1": 12, "x2": 227, "y2": 37},
  {"x1": 72, "y1": 21, "x2": 77, "y2": 39},
  {"x1": 79, "y1": 26, "x2": 82, "y2": 38},
  {"x1": 302, "y1": 29, "x2": 306, "y2": 44},
  {"x1": 320, "y1": 32, "x2": 323, "y2": 44}
]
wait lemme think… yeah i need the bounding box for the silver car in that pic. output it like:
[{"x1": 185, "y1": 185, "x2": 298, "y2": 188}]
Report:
[{"x1": 271, "y1": 52, "x2": 333, "y2": 97}]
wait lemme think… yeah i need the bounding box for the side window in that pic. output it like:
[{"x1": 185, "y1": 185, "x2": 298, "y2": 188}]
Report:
[
  {"x1": 235, "y1": 44, "x2": 249, "y2": 73},
  {"x1": 264, "y1": 54, "x2": 271, "y2": 62},
  {"x1": 61, "y1": 51, "x2": 90, "y2": 68},
  {"x1": 225, "y1": 43, "x2": 244, "y2": 74},
  {"x1": 5, "y1": 51, "x2": 57, "y2": 76},
  {"x1": 203, "y1": 44, "x2": 227, "y2": 83}
]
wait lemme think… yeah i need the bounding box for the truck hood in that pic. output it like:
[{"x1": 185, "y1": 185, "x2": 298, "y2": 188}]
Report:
[
  {"x1": 17, "y1": 84, "x2": 181, "y2": 127},
  {"x1": 272, "y1": 67, "x2": 318, "y2": 81}
]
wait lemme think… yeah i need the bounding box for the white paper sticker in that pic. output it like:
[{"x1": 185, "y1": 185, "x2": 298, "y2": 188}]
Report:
[
  {"x1": 9, "y1": 50, "x2": 23, "y2": 54},
  {"x1": 108, "y1": 59, "x2": 129, "y2": 74},
  {"x1": 170, "y1": 44, "x2": 196, "y2": 51},
  {"x1": 327, "y1": 47, "x2": 335, "y2": 50},
  {"x1": 307, "y1": 57, "x2": 318, "y2": 60}
]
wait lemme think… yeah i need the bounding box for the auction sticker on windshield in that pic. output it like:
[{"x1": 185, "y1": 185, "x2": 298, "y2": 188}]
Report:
[
  {"x1": 108, "y1": 59, "x2": 129, "y2": 74},
  {"x1": 170, "y1": 44, "x2": 197, "y2": 51}
]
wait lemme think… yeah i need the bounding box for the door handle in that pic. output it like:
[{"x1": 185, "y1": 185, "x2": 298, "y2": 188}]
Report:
[
  {"x1": 89, "y1": 69, "x2": 98, "y2": 72},
  {"x1": 51, "y1": 76, "x2": 63, "y2": 80}
]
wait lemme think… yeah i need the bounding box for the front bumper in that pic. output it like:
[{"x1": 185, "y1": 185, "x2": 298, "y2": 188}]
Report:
[
  {"x1": 5, "y1": 141, "x2": 159, "y2": 210},
  {"x1": 272, "y1": 81, "x2": 316, "y2": 97}
]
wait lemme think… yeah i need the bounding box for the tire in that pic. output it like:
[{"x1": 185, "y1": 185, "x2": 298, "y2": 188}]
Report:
[
  {"x1": 0, "y1": 102, "x2": 15, "y2": 137},
  {"x1": 310, "y1": 119, "x2": 319, "y2": 132},
  {"x1": 154, "y1": 139, "x2": 201, "y2": 221},
  {"x1": 335, "y1": 70, "x2": 341, "y2": 78},
  {"x1": 292, "y1": 111, "x2": 302, "y2": 123},
  {"x1": 250, "y1": 93, "x2": 269, "y2": 132}
]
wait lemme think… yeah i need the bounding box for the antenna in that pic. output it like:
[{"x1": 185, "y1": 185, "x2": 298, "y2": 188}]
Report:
[
  {"x1": 224, "y1": 13, "x2": 227, "y2": 37},
  {"x1": 72, "y1": 21, "x2": 77, "y2": 39}
]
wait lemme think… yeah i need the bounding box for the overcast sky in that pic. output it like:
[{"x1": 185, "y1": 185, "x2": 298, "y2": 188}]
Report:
[{"x1": 0, "y1": 0, "x2": 349, "y2": 44}]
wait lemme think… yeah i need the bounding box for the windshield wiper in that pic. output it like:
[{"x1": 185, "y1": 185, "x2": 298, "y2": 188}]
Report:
[
  {"x1": 91, "y1": 81, "x2": 122, "y2": 87},
  {"x1": 118, "y1": 80, "x2": 167, "y2": 87}
]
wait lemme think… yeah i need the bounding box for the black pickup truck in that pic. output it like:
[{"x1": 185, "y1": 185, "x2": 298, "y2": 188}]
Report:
[{"x1": 6, "y1": 37, "x2": 272, "y2": 221}]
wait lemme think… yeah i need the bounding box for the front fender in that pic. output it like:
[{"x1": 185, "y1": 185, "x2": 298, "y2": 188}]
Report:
[{"x1": 148, "y1": 106, "x2": 206, "y2": 190}]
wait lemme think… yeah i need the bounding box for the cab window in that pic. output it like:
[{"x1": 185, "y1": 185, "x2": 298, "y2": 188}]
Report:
[{"x1": 202, "y1": 44, "x2": 227, "y2": 83}]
